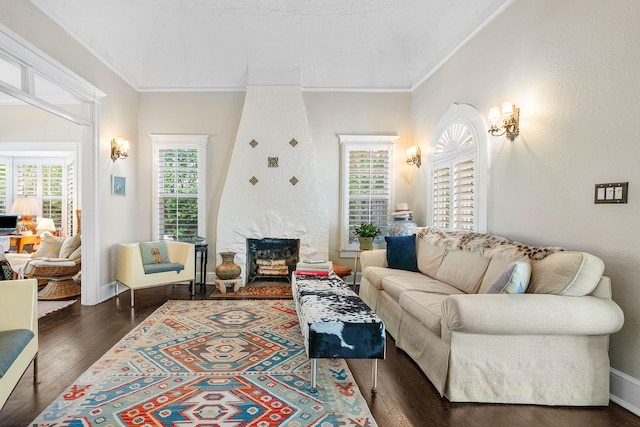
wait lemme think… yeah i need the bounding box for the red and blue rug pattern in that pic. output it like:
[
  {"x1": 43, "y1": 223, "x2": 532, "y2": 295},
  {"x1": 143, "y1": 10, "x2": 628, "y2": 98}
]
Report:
[{"x1": 31, "y1": 299, "x2": 378, "y2": 426}]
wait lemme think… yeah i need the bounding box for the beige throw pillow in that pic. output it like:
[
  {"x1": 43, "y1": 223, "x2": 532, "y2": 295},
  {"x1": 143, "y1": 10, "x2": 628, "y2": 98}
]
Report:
[
  {"x1": 59, "y1": 234, "x2": 81, "y2": 259},
  {"x1": 31, "y1": 232, "x2": 64, "y2": 259}
]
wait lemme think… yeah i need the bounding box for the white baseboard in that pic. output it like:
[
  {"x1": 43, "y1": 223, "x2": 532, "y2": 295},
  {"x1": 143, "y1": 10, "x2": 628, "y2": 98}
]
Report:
[{"x1": 610, "y1": 368, "x2": 640, "y2": 416}]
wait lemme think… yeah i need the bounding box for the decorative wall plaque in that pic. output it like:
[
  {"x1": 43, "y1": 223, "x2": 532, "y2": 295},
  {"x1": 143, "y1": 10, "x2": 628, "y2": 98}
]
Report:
[
  {"x1": 249, "y1": 139, "x2": 258, "y2": 148},
  {"x1": 268, "y1": 157, "x2": 279, "y2": 168},
  {"x1": 249, "y1": 176, "x2": 259, "y2": 185},
  {"x1": 289, "y1": 176, "x2": 299, "y2": 186},
  {"x1": 289, "y1": 138, "x2": 298, "y2": 147}
]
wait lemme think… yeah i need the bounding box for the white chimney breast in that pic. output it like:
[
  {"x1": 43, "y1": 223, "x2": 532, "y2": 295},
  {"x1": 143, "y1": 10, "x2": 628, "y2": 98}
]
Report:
[{"x1": 216, "y1": 86, "x2": 329, "y2": 283}]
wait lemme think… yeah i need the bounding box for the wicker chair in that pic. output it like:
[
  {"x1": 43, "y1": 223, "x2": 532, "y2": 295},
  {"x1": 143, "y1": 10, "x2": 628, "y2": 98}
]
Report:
[{"x1": 24, "y1": 259, "x2": 81, "y2": 300}]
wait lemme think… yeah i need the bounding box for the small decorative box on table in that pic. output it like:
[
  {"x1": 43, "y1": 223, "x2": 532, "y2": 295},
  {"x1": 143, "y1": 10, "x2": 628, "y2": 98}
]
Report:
[{"x1": 292, "y1": 272, "x2": 385, "y2": 393}]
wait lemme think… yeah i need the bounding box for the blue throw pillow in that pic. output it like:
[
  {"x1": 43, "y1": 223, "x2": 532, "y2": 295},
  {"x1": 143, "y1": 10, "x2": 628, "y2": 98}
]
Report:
[
  {"x1": 139, "y1": 241, "x2": 170, "y2": 265},
  {"x1": 385, "y1": 235, "x2": 419, "y2": 272}
]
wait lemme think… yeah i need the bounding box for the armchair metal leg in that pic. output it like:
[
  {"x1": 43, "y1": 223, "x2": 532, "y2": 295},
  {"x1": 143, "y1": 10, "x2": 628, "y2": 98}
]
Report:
[
  {"x1": 33, "y1": 353, "x2": 38, "y2": 385},
  {"x1": 131, "y1": 289, "x2": 134, "y2": 307}
]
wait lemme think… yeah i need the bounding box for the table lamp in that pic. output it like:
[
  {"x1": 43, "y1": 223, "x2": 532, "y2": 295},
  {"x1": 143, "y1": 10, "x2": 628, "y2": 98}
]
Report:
[
  {"x1": 9, "y1": 197, "x2": 41, "y2": 234},
  {"x1": 36, "y1": 218, "x2": 56, "y2": 235}
]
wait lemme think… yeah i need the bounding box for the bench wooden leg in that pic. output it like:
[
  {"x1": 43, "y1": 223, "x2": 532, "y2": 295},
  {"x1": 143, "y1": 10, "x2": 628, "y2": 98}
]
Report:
[{"x1": 310, "y1": 358, "x2": 318, "y2": 393}]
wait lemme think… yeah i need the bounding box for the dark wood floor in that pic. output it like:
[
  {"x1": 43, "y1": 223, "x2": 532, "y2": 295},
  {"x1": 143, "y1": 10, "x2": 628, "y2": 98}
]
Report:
[{"x1": 1, "y1": 284, "x2": 639, "y2": 427}]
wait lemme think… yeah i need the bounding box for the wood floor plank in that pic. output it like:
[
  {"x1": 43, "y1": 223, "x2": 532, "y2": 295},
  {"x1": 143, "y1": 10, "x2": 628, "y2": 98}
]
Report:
[{"x1": 1, "y1": 283, "x2": 638, "y2": 427}]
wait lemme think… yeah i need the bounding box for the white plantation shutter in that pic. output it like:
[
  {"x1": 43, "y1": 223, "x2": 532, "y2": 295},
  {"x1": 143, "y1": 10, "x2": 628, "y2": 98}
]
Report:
[
  {"x1": 348, "y1": 148, "x2": 390, "y2": 244},
  {"x1": 13, "y1": 160, "x2": 74, "y2": 234},
  {"x1": 152, "y1": 135, "x2": 207, "y2": 241},
  {"x1": 66, "y1": 161, "x2": 75, "y2": 235},
  {"x1": 432, "y1": 165, "x2": 451, "y2": 230},
  {"x1": 0, "y1": 159, "x2": 9, "y2": 213},
  {"x1": 16, "y1": 164, "x2": 38, "y2": 197},
  {"x1": 432, "y1": 120, "x2": 478, "y2": 232},
  {"x1": 454, "y1": 159, "x2": 475, "y2": 231},
  {"x1": 339, "y1": 135, "x2": 397, "y2": 251},
  {"x1": 42, "y1": 165, "x2": 64, "y2": 229}
]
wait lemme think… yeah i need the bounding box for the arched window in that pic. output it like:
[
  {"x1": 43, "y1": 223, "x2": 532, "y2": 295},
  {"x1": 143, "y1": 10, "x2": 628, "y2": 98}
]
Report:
[{"x1": 430, "y1": 103, "x2": 487, "y2": 232}]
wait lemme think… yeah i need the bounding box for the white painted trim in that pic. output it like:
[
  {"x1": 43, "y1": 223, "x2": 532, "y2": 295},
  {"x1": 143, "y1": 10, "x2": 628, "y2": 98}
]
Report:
[
  {"x1": 411, "y1": 0, "x2": 515, "y2": 91},
  {"x1": 150, "y1": 134, "x2": 209, "y2": 240},
  {"x1": 0, "y1": 23, "x2": 106, "y2": 101},
  {"x1": 610, "y1": 368, "x2": 640, "y2": 417},
  {"x1": 0, "y1": 24, "x2": 103, "y2": 305},
  {"x1": 428, "y1": 103, "x2": 488, "y2": 233},
  {"x1": 303, "y1": 87, "x2": 412, "y2": 93},
  {"x1": 338, "y1": 134, "x2": 398, "y2": 252}
]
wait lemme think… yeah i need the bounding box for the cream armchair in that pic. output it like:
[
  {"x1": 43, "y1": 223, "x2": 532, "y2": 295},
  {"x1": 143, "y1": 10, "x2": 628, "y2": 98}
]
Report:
[
  {"x1": 0, "y1": 279, "x2": 38, "y2": 409},
  {"x1": 115, "y1": 241, "x2": 195, "y2": 306}
]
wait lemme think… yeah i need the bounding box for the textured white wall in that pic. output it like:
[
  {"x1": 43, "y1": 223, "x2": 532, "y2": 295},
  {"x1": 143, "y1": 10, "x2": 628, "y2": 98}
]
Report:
[
  {"x1": 412, "y1": 0, "x2": 640, "y2": 379},
  {"x1": 216, "y1": 86, "x2": 329, "y2": 282}
]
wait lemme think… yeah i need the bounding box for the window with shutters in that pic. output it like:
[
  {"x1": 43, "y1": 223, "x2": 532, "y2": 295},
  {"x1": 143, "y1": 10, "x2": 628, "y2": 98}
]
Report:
[
  {"x1": 339, "y1": 135, "x2": 397, "y2": 252},
  {"x1": 430, "y1": 104, "x2": 487, "y2": 233},
  {"x1": 6, "y1": 158, "x2": 75, "y2": 235},
  {"x1": 151, "y1": 134, "x2": 207, "y2": 241},
  {"x1": 0, "y1": 159, "x2": 9, "y2": 213}
]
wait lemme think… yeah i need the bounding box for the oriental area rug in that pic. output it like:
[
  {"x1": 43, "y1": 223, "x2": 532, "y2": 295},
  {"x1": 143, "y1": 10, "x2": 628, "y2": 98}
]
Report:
[{"x1": 31, "y1": 299, "x2": 377, "y2": 426}]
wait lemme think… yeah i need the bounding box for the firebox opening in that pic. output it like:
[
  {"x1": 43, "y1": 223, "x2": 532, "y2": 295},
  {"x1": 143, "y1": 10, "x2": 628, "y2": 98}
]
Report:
[{"x1": 246, "y1": 238, "x2": 300, "y2": 284}]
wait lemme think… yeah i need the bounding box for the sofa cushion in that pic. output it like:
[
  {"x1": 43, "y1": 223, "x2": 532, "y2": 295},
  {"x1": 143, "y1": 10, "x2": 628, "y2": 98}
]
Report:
[
  {"x1": 59, "y1": 234, "x2": 81, "y2": 259},
  {"x1": 528, "y1": 251, "x2": 604, "y2": 296},
  {"x1": 140, "y1": 241, "x2": 170, "y2": 265},
  {"x1": 486, "y1": 257, "x2": 531, "y2": 294},
  {"x1": 416, "y1": 236, "x2": 446, "y2": 277},
  {"x1": 385, "y1": 235, "x2": 419, "y2": 272},
  {"x1": 433, "y1": 249, "x2": 490, "y2": 294},
  {"x1": 382, "y1": 274, "x2": 463, "y2": 302},
  {"x1": 0, "y1": 329, "x2": 35, "y2": 378},
  {"x1": 143, "y1": 262, "x2": 185, "y2": 275},
  {"x1": 30, "y1": 232, "x2": 63, "y2": 259},
  {"x1": 399, "y1": 291, "x2": 450, "y2": 336},
  {"x1": 363, "y1": 266, "x2": 422, "y2": 290}
]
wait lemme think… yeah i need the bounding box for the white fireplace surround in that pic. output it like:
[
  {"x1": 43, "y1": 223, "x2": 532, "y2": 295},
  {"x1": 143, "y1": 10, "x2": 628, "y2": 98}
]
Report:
[{"x1": 216, "y1": 86, "x2": 329, "y2": 283}]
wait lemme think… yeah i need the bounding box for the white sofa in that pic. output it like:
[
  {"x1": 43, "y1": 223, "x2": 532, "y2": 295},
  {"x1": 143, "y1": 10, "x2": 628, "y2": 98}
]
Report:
[
  {"x1": 0, "y1": 279, "x2": 38, "y2": 409},
  {"x1": 115, "y1": 241, "x2": 195, "y2": 306},
  {"x1": 359, "y1": 227, "x2": 624, "y2": 406}
]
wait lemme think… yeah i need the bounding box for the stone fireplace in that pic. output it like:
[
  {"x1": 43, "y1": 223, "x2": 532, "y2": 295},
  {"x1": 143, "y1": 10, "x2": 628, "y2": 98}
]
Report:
[{"x1": 216, "y1": 86, "x2": 329, "y2": 283}]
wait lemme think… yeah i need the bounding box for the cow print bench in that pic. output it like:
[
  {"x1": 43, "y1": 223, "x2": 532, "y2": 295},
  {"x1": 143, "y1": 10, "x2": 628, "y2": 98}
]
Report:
[{"x1": 292, "y1": 272, "x2": 386, "y2": 393}]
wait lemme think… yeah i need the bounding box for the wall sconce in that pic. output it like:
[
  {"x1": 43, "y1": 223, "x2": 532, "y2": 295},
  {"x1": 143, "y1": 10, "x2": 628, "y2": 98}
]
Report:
[
  {"x1": 406, "y1": 146, "x2": 421, "y2": 168},
  {"x1": 111, "y1": 136, "x2": 129, "y2": 161},
  {"x1": 488, "y1": 101, "x2": 520, "y2": 141}
]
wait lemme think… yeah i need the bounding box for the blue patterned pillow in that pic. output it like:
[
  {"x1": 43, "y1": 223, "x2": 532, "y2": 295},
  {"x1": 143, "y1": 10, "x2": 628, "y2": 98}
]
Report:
[
  {"x1": 486, "y1": 257, "x2": 532, "y2": 294},
  {"x1": 139, "y1": 241, "x2": 170, "y2": 265},
  {"x1": 385, "y1": 235, "x2": 419, "y2": 272}
]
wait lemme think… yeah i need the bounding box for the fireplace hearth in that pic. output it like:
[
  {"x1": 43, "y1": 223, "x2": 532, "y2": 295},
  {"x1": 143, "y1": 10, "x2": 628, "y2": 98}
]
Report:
[{"x1": 246, "y1": 238, "x2": 300, "y2": 284}]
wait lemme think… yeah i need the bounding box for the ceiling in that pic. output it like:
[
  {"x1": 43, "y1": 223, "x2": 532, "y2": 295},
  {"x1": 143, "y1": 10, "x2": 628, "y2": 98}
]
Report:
[{"x1": 30, "y1": 0, "x2": 510, "y2": 91}]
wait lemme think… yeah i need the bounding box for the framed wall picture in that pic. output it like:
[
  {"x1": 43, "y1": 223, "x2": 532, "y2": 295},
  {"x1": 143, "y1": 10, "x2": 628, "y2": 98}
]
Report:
[{"x1": 112, "y1": 175, "x2": 126, "y2": 196}]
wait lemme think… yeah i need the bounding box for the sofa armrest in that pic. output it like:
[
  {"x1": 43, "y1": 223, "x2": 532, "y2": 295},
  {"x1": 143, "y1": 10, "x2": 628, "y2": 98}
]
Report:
[
  {"x1": 441, "y1": 294, "x2": 624, "y2": 336},
  {"x1": 360, "y1": 249, "x2": 387, "y2": 270}
]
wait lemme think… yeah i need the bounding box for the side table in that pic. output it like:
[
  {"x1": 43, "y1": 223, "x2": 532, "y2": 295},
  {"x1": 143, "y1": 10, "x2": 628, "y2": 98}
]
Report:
[
  {"x1": 352, "y1": 249, "x2": 371, "y2": 291},
  {"x1": 192, "y1": 243, "x2": 208, "y2": 295}
]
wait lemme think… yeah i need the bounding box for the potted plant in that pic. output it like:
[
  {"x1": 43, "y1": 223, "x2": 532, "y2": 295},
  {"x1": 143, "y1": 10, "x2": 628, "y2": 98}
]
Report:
[{"x1": 354, "y1": 223, "x2": 381, "y2": 250}]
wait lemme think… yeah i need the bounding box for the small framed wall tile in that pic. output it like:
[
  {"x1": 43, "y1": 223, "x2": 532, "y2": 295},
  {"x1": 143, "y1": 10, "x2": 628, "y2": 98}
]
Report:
[{"x1": 268, "y1": 157, "x2": 278, "y2": 168}]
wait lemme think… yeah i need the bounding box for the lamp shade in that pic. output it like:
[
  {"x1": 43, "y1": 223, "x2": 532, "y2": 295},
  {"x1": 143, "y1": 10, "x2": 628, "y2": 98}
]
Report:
[
  {"x1": 488, "y1": 106, "x2": 501, "y2": 124},
  {"x1": 9, "y1": 197, "x2": 41, "y2": 216},
  {"x1": 36, "y1": 218, "x2": 56, "y2": 234}
]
